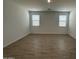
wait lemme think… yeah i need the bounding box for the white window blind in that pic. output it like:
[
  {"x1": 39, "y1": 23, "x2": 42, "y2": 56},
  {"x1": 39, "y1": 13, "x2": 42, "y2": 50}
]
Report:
[
  {"x1": 32, "y1": 15, "x2": 40, "y2": 26},
  {"x1": 59, "y1": 15, "x2": 67, "y2": 27}
]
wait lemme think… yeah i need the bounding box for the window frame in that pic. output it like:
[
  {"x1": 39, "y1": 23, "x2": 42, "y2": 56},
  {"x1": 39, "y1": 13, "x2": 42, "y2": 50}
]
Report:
[
  {"x1": 59, "y1": 15, "x2": 67, "y2": 27},
  {"x1": 32, "y1": 15, "x2": 40, "y2": 27}
]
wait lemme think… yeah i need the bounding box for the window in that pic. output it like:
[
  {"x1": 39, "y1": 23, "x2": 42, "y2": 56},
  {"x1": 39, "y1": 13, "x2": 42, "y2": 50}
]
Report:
[
  {"x1": 59, "y1": 15, "x2": 67, "y2": 27},
  {"x1": 32, "y1": 15, "x2": 40, "y2": 26}
]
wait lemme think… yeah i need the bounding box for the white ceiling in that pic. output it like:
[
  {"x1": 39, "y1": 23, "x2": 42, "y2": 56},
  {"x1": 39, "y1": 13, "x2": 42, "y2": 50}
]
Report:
[{"x1": 12, "y1": 0, "x2": 76, "y2": 11}]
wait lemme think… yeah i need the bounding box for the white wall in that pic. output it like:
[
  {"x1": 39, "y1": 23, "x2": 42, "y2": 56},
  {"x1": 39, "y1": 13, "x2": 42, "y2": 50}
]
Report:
[
  {"x1": 3, "y1": 0, "x2": 30, "y2": 47},
  {"x1": 30, "y1": 11, "x2": 69, "y2": 34},
  {"x1": 68, "y1": 8, "x2": 76, "y2": 39}
]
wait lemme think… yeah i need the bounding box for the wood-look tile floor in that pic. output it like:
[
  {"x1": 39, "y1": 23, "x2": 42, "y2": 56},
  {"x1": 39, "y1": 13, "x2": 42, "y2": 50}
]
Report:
[{"x1": 3, "y1": 34, "x2": 76, "y2": 59}]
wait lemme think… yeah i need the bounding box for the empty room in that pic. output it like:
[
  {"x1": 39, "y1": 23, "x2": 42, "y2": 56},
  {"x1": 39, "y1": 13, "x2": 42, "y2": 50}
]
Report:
[{"x1": 3, "y1": 0, "x2": 76, "y2": 59}]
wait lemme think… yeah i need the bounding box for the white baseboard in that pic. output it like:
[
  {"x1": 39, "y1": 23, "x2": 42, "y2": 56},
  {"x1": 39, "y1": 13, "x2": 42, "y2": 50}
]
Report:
[
  {"x1": 31, "y1": 32, "x2": 67, "y2": 35},
  {"x1": 3, "y1": 32, "x2": 30, "y2": 48},
  {"x1": 68, "y1": 33, "x2": 76, "y2": 39}
]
